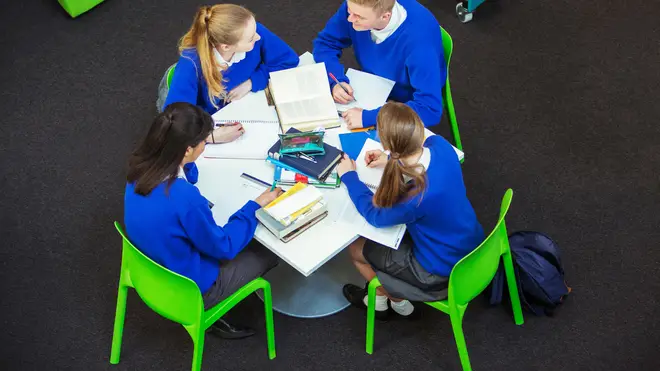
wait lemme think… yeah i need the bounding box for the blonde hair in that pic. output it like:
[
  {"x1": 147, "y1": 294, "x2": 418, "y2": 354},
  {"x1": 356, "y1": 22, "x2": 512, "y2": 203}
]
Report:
[
  {"x1": 348, "y1": 0, "x2": 395, "y2": 13},
  {"x1": 373, "y1": 103, "x2": 427, "y2": 208},
  {"x1": 178, "y1": 4, "x2": 254, "y2": 108}
]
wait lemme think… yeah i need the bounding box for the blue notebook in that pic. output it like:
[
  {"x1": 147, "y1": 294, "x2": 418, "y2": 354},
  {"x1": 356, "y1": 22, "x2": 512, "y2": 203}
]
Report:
[{"x1": 338, "y1": 131, "x2": 380, "y2": 160}]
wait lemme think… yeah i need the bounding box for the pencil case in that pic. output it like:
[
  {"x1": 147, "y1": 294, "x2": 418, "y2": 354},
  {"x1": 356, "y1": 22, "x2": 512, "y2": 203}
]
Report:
[{"x1": 278, "y1": 131, "x2": 325, "y2": 156}]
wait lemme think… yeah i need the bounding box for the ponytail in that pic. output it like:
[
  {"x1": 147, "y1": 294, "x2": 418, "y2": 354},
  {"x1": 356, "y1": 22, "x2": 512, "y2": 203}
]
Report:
[
  {"x1": 178, "y1": 5, "x2": 255, "y2": 108},
  {"x1": 372, "y1": 103, "x2": 428, "y2": 208}
]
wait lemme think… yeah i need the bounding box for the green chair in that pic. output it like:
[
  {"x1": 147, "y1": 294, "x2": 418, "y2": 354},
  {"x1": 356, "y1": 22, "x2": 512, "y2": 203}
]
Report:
[
  {"x1": 58, "y1": 0, "x2": 104, "y2": 18},
  {"x1": 166, "y1": 64, "x2": 177, "y2": 89},
  {"x1": 440, "y1": 27, "x2": 464, "y2": 157},
  {"x1": 365, "y1": 189, "x2": 524, "y2": 371},
  {"x1": 110, "y1": 222, "x2": 276, "y2": 371}
]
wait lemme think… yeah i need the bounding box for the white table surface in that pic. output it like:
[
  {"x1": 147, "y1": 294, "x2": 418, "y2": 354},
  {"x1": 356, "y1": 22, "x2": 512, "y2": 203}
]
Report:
[{"x1": 194, "y1": 53, "x2": 464, "y2": 317}]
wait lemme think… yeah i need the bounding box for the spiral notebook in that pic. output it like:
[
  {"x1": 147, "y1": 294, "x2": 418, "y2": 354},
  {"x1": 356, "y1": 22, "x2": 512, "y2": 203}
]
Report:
[
  {"x1": 355, "y1": 138, "x2": 387, "y2": 190},
  {"x1": 204, "y1": 90, "x2": 282, "y2": 159}
]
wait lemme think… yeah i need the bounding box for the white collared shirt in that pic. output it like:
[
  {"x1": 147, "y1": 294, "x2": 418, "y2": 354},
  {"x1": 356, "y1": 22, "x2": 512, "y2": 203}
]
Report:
[
  {"x1": 213, "y1": 48, "x2": 246, "y2": 68},
  {"x1": 177, "y1": 166, "x2": 186, "y2": 181},
  {"x1": 370, "y1": 1, "x2": 407, "y2": 44},
  {"x1": 404, "y1": 147, "x2": 431, "y2": 182}
]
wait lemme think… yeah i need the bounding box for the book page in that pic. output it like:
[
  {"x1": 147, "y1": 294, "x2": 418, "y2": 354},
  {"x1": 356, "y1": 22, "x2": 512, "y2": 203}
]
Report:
[
  {"x1": 269, "y1": 63, "x2": 329, "y2": 103},
  {"x1": 203, "y1": 121, "x2": 280, "y2": 160},
  {"x1": 269, "y1": 63, "x2": 338, "y2": 128},
  {"x1": 277, "y1": 96, "x2": 338, "y2": 125}
]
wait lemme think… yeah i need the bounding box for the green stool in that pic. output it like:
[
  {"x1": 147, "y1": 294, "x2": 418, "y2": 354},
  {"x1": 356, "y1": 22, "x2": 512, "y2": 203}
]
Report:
[
  {"x1": 58, "y1": 0, "x2": 105, "y2": 18},
  {"x1": 110, "y1": 222, "x2": 276, "y2": 371}
]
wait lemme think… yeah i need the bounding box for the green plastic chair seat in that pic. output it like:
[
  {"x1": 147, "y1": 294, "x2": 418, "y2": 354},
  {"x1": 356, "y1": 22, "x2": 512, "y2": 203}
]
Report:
[
  {"x1": 110, "y1": 222, "x2": 276, "y2": 371},
  {"x1": 58, "y1": 0, "x2": 105, "y2": 18},
  {"x1": 365, "y1": 189, "x2": 524, "y2": 371}
]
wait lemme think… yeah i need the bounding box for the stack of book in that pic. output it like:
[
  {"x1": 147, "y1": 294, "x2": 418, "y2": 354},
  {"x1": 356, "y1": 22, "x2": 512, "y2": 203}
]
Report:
[{"x1": 256, "y1": 182, "x2": 328, "y2": 243}]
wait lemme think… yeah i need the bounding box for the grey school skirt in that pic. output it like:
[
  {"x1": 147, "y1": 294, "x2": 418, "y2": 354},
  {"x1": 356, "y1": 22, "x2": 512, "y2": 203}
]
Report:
[{"x1": 363, "y1": 233, "x2": 449, "y2": 302}]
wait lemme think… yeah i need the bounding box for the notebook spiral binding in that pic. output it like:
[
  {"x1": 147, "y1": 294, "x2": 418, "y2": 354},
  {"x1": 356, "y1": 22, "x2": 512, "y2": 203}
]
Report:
[{"x1": 214, "y1": 119, "x2": 280, "y2": 125}]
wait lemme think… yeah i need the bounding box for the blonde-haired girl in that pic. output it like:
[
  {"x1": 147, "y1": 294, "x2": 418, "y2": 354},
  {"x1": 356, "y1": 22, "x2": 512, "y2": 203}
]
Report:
[{"x1": 164, "y1": 4, "x2": 298, "y2": 142}]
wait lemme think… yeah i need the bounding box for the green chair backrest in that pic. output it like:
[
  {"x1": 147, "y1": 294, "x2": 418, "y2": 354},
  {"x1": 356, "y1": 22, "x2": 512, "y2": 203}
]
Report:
[
  {"x1": 441, "y1": 27, "x2": 453, "y2": 72},
  {"x1": 166, "y1": 64, "x2": 177, "y2": 89},
  {"x1": 448, "y1": 189, "x2": 513, "y2": 306},
  {"x1": 114, "y1": 222, "x2": 204, "y2": 326}
]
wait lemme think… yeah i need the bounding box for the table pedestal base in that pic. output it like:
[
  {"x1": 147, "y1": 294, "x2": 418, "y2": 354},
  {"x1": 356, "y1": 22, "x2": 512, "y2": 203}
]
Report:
[{"x1": 257, "y1": 248, "x2": 365, "y2": 318}]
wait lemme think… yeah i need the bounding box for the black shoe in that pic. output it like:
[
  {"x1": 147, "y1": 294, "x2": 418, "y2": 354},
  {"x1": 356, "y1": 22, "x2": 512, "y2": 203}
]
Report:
[
  {"x1": 342, "y1": 284, "x2": 389, "y2": 321},
  {"x1": 208, "y1": 318, "x2": 256, "y2": 340},
  {"x1": 388, "y1": 300, "x2": 421, "y2": 320}
]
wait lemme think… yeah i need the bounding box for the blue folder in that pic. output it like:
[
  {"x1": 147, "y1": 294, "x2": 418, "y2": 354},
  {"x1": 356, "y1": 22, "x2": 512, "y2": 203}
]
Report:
[{"x1": 338, "y1": 131, "x2": 380, "y2": 160}]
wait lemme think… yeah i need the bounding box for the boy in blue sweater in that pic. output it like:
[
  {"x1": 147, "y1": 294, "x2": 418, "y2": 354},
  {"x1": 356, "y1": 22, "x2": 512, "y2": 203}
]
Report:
[
  {"x1": 313, "y1": 0, "x2": 446, "y2": 130},
  {"x1": 125, "y1": 102, "x2": 283, "y2": 339},
  {"x1": 164, "y1": 4, "x2": 298, "y2": 144},
  {"x1": 335, "y1": 103, "x2": 483, "y2": 319}
]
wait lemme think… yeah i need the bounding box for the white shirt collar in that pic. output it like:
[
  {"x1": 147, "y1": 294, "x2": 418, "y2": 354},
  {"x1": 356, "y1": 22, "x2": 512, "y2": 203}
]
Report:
[
  {"x1": 404, "y1": 147, "x2": 431, "y2": 182},
  {"x1": 213, "y1": 48, "x2": 246, "y2": 67},
  {"x1": 177, "y1": 166, "x2": 186, "y2": 180},
  {"x1": 370, "y1": 1, "x2": 407, "y2": 44}
]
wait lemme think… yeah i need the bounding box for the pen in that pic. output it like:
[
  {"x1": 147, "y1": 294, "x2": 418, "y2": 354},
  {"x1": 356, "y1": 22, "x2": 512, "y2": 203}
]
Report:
[
  {"x1": 328, "y1": 72, "x2": 352, "y2": 97},
  {"x1": 297, "y1": 153, "x2": 317, "y2": 163},
  {"x1": 240, "y1": 173, "x2": 273, "y2": 188}
]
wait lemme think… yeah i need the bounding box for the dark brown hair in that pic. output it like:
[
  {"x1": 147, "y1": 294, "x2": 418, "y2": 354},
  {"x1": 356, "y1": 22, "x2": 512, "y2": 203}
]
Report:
[
  {"x1": 127, "y1": 102, "x2": 214, "y2": 195},
  {"x1": 373, "y1": 102, "x2": 427, "y2": 208}
]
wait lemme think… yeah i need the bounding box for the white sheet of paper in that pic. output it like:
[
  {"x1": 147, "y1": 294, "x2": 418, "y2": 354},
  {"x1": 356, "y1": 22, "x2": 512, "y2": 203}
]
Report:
[
  {"x1": 339, "y1": 198, "x2": 406, "y2": 250},
  {"x1": 202, "y1": 121, "x2": 280, "y2": 160},
  {"x1": 336, "y1": 69, "x2": 396, "y2": 112}
]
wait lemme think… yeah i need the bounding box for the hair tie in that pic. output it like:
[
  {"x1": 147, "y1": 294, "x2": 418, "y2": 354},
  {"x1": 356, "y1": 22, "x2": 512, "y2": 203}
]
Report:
[
  {"x1": 390, "y1": 153, "x2": 401, "y2": 160},
  {"x1": 202, "y1": 6, "x2": 212, "y2": 23}
]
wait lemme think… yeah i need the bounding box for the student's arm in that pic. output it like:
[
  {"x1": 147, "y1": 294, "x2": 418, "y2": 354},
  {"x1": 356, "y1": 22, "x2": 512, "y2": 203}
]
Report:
[
  {"x1": 250, "y1": 24, "x2": 300, "y2": 92},
  {"x1": 183, "y1": 162, "x2": 199, "y2": 184},
  {"x1": 340, "y1": 171, "x2": 419, "y2": 227},
  {"x1": 181, "y1": 193, "x2": 261, "y2": 261},
  {"x1": 361, "y1": 50, "x2": 446, "y2": 128},
  {"x1": 312, "y1": 1, "x2": 353, "y2": 87},
  {"x1": 164, "y1": 54, "x2": 199, "y2": 109}
]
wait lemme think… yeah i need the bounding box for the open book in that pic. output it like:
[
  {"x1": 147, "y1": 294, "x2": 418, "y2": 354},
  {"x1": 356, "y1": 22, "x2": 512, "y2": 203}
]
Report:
[
  {"x1": 268, "y1": 62, "x2": 341, "y2": 132},
  {"x1": 336, "y1": 69, "x2": 396, "y2": 113}
]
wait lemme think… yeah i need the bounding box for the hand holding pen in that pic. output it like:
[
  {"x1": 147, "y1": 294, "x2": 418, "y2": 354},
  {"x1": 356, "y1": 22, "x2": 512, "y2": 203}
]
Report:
[{"x1": 329, "y1": 73, "x2": 354, "y2": 104}]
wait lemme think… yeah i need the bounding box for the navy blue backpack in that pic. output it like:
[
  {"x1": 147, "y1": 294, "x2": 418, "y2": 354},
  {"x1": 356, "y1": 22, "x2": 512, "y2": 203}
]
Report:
[{"x1": 490, "y1": 231, "x2": 572, "y2": 316}]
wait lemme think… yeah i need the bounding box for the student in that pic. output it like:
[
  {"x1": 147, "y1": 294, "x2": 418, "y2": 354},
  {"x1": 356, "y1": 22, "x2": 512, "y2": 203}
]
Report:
[
  {"x1": 164, "y1": 4, "x2": 299, "y2": 143},
  {"x1": 124, "y1": 102, "x2": 283, "y2": 339},
  {"x1": 335, "y1": 102, "x2": 483, "y2": 319},
  {"x1": 313, "y1": 0, "x2": 446, "y2": 130}
]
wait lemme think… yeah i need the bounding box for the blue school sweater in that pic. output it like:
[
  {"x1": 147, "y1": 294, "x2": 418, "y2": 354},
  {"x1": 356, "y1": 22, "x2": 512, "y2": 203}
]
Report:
[
  {"x1": 340, "y1": 136, "x2": 484, "y2": 277},
  {"x1": 313, "y1": 0, "x2": 446, "y2": 128},
  {"x1": 165, "y1": 23, "x2": 299, "y2": 115},
  {"x1": 124, "y1": 163, "x2": 260, "y2": 294}
]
